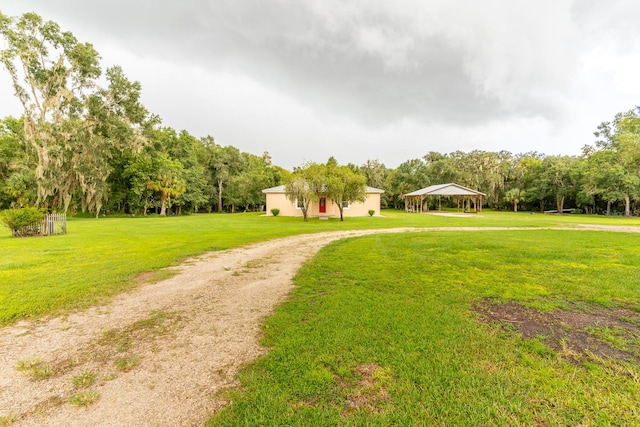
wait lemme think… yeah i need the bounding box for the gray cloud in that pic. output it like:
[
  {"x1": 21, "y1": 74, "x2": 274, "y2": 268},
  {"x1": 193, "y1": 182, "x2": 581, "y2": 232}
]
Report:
[
  {"x1": 9, "y1": 0, "x2": 582, "y2": 126},
  {"x1": 3, "y1": 0, "x2": 639, "y2": 168}
]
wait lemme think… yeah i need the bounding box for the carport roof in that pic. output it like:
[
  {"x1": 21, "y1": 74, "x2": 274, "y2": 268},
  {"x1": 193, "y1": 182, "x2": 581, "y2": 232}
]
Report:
[{"x1": 404, "y1": 183, "x2": 486, "y2": 197}]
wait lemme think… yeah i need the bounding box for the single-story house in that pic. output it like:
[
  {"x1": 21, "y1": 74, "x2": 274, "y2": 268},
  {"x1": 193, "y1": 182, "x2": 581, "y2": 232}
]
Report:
[{"x1": 262, "y1": 185, "x2": 385, "y2": 217}]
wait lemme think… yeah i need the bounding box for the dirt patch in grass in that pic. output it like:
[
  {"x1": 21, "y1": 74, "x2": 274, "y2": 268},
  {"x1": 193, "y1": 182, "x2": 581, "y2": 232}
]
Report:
[
  {"x1": 133, "y1": 270, "x2": 177, "y2": 285},
  {"x1": 339, "y1": 363, "x2": 392, "y2": 416},
  {"x1": 474, "y1": 300, "x2": 640, "y2": 361}
]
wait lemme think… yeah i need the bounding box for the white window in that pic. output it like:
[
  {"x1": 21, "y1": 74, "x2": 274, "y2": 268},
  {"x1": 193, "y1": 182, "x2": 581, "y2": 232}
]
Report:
[
  {"x1": 341, "y1": 201, "x2": 350, "y2": 209},
  {"x1": 295, "y1": 198, "x2": 303, "y2": 209}
]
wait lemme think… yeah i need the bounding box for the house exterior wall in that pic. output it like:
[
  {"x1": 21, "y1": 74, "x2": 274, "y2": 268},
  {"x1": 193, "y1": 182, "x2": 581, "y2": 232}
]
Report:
[
  {"x1": 264, "y1": 192, "x2": 382, "y2": 217},
  {"x1": 265, "y1": 193, "x2": 301, "y2": 217}
]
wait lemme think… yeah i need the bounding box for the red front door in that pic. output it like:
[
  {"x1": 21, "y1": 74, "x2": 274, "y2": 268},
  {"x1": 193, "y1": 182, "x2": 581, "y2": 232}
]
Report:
[{"x1": 319, "y1": 197, "x2": 326, "y2": 213}]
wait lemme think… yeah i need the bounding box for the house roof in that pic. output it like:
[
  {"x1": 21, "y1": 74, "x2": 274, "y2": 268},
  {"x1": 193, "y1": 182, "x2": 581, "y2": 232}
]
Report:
[
  {"x1": 262, "y1": 185, "x2": 385, "y2": 194},
  {"x1": 404, "y1": 183, "x2": 486, "y2": 197},
  {"x1": 261, "y1": 185, "x2": 287, "y2": 194}
]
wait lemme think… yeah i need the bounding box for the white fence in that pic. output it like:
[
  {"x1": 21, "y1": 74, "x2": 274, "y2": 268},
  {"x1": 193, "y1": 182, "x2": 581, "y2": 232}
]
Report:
[{"x1": 12, "y1": 213, "x2": 67, "y2": 237}]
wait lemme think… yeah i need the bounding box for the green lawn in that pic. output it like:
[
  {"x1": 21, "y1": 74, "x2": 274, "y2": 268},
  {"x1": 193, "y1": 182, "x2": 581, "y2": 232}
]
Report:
[
  {"x1": 3, "y1": 210, "x2": 640, "y2": 424},
  {"x1": 209, "y1": 230, "x2": 640, "y2": 426},
  {"x1": 1, "y1": 210, "x2": 639, "y2": 326}
]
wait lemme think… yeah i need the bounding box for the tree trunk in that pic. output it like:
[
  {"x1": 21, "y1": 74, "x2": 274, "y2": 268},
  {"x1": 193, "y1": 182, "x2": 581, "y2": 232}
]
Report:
[
  {"x1": 606, "y1": 200, "x2": 611, "y2": 216},
  {"x1": 625, "y1": 195, "x2": 631, "y2": 217},
  {"x1": 338, "y1": 206, "x2": 344, "y2": 221},
  {"x1": 160, "y1": 193, "x2": 167, "y2": 216},
  {"x1": 556, "y1": 196, "x2": 564, "y2": 214},
  {"x1": 513, "y1": 201, "x2": 518, "y2": 212},
  {"x1": 217, "y1": 179, "x2": 223, "y2": 213}
]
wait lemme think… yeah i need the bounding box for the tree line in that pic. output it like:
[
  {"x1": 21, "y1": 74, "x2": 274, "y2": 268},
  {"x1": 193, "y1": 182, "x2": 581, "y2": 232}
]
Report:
[
  {"x1": 1, "y1": 11, "x2": 640, "y2": 217},
  {"x1": 0, "y1": 11, "x2": 286, "y2": 216},
  {"x1": 360, "y1": 118, "x2": 640, "y2": 216}
]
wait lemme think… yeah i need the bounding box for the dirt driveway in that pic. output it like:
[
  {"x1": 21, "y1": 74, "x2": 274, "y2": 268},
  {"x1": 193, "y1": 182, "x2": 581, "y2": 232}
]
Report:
[{"x1": 1, "y1": 225, "x2": 638, "y2": 426}]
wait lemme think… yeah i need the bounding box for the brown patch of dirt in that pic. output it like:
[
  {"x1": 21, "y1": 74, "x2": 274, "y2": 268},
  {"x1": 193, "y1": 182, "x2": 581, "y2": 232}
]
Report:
[
  {"x1": 132, "y1": 271, "x2": 156, "y2": 285},
  {"x1": 342, "y1": 363, "x2": 392, "y2": 416},
  {"x1": 474, "y1": 300, "x2": 640, "y2": 361}
]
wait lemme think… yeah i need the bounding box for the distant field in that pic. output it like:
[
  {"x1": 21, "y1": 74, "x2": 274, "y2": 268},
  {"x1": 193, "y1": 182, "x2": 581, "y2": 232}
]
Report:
[
  {"x1": 1, "y1": 209, "x2": 639, "y2": 325},
  {"x1": 209, "y1": 230, "x2": 640, "y2": 426}
]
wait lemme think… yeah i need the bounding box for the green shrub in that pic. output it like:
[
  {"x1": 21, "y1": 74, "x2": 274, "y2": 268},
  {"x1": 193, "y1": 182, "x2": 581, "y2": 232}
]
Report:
[
  {"x1": 270, "y1": 208, "x2": 280, "y2": 217},
  {"x1": 0, "y1": 207, "x2": 45, "y2": 236},
  {"x1": 368, "y1": 209, "x2": 375, "y2": 217}
]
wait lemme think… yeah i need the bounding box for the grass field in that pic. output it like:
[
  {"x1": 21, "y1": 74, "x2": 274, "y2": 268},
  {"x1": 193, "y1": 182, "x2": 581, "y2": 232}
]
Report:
[
  {"x1": 1, "y1": 209, "x2": 640, "y2": 326},
  {"x1": 209, "y1": 230, "x2": 640, "y2": 426},
  {"x1": 2, "y1": 210, "x2": 640, "y2": 424}
]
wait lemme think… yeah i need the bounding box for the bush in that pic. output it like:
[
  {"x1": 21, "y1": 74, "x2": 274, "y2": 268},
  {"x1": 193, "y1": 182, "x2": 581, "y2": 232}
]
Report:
[
  {"x1": 368, "y1": 209, "x2": 375, "y2": 217},
  {"x1": 271, "y1": 208, "x2": 280, "y2": 217},
  {"x1": 0, "y1": 207, "x2": 45, "y2": 237}
]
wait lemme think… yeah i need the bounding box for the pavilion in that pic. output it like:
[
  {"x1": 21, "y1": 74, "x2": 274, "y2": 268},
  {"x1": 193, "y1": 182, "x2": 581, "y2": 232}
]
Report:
[{"x1": 403, "y1": 183, "x2": 485, "y2": 213}]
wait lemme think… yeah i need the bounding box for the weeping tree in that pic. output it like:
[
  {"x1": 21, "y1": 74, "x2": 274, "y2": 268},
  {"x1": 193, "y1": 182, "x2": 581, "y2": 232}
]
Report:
[
  {"x1": 0, "y1": 12, "x2": 100, "y2": 209},
  {"x1": 285, "y1": 176, "x2": 315, "y2": 222},
  {"x1": 0, "y1": 12, "x2": 152, "y2": 216}
]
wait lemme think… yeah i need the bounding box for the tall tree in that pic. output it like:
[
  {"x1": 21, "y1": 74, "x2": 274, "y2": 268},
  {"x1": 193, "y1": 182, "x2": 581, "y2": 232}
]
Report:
[
  {"x1": 423, "y1": 151, "x2": 458, "y2": 184},
  {"x1": 518, "y1": 154, "x2": 549, "y2": 212},
  {"x1": 388, "y1": 158, "x2": 429, "y2": 209},
  {"x1": 591, "y1": 110, "x2": 640, "y2": 216},
  {"x1": 361, "y1": 159, "x2": 389, "y2": 207},
  {"x1": 543, "y1": 156, "x2": 581, "y2": 214},
  {"x1": 226, "y1": 152, "x2": 282, "y2": 212},
  {"x1": 1, "y1": 12, "x2": 154, "y2": 216},
  {"x1": 209, "y1": 144, "x2": 244, "y2": 212},
  {"x1": 0, "y1": 11, "x2": 101, "y2": 209}
]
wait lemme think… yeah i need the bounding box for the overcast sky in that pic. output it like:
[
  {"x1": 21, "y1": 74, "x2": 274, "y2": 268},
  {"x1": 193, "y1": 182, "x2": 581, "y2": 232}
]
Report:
[{"x1": 2, "y1": 1, "x2": 640, "y2": 169}]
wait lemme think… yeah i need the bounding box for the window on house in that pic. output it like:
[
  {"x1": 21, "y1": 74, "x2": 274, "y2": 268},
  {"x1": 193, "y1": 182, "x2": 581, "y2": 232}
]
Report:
[
  {"x1": 295, "y1": 198, "x2": 302, "y2": 209},
  {"x1": 341, "y1": 201, "x2": 350, "y2": 209}
]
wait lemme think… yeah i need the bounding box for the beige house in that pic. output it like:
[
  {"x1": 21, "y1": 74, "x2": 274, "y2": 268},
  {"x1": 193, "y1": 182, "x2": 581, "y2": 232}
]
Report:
[{"x1": 262, "y1": 185, "x2": 385, "y2": 218}]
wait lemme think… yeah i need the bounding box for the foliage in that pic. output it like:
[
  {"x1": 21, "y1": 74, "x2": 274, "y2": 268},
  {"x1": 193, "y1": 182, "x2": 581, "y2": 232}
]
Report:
[
  {"x1": 324, "y1": 159, "x2": 367, "y2": 221},
  {"x1": 0, "y1": 207, "x2": 45, "y2": 236},
  {"x1": 0, "y1": 12, "x2": 154, "y2": 216},
  {"x1": 286, "y1": 159, "x2": 367, "y2": 221},
  {"x1": 589, "y1": 108, "x2": 640, "y2": 216},
  {"x1": 2, "y1": 13, "x2": 640, "y2": 218},
  {"x1": 368, "y1": 209, "x2": 375, "y2": 216},
  {"x1": 0, "y1": 117, "x2": 36, "y2": 209},
  {"x1": 504, "y1": 188, "x2": 524, "y2": 212},
  {"x1": 209, "y1": 231, "x2": 640, "y2": 425},
  {"x1": 271, "y1": 208, "x2": 280, "y2": 217},
  {"x1": 285, "y1": 175, "x2": 315, "y2": 222}
]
